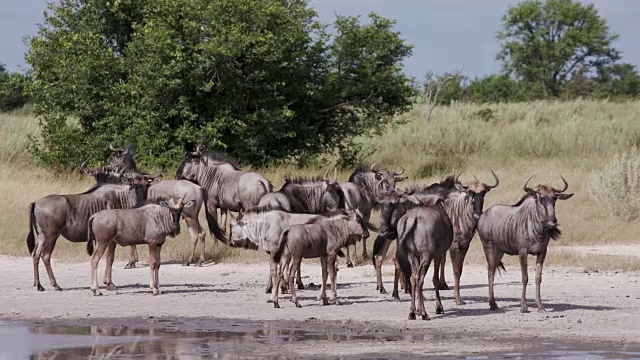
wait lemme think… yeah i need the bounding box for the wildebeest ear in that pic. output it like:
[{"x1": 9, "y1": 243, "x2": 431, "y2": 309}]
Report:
[
  {"x1": 183, "y1": 200, "x2": 195, "y2": 208},
  {"x1": 556, "y1": 193, "x2": 574, "y2": 200},
  {"x1": 374, "y1": 172, "x2": 382, "y2": 180},
  {"x1": 395, "y1": 176, "x2": 407, "y2": 182}
]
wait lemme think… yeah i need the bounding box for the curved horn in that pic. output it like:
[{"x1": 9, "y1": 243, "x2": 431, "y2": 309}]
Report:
[
  {"x1": 472, "y1": 173, "x2": 479, "y2": 182},
  {"x1": 523, "y1": 175, "x2": 535, "y2": 193},
  {"x1": 193, "y1": 145, "x2": 202, "y2": 156},
  {"x1": 332, "y1": 167, "x2": 337, "y2": 183},
  {"x1": 554, "y1": 175, "x2": 569, "y2": 193},
  {"x1": 455, "y1": 172, "x2": 463, "y2": 183},
  {"x1": 370, "y1": 162, "x2": 381, "y2": 172},
  {"x1": 324, "y1": 168, "x2": 331, "y2": 180},
  {"x1": 486, "y1": 169, "x2": 500, "y2": 189},
  {"x1": 394, "y1": 166, "x2": 405, "y2": 176},
  {"x1": 80, "y1": 159, "x2": 90, "y2": 175}
]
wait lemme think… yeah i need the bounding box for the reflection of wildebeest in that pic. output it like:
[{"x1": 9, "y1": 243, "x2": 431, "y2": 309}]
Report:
[
  {"x1": 175, "y1": 148, "x2": 272, "y2": 243},
  {"x1": 87, "y1": 196, "x2": 194, "y2": 296},
  {"x1": 26, "y1": 168, "x2": 160, "y2": 291},
  {"x1": 338, "y1": 163, "x2": 406, "y2": 267},
  {"x1": 84, "y1": 157, "x2": 215, "y2": 268},
  {"x1": 395, "y1": 194, "x2": 453, "y2": 320},
  {"x1": 478, "y1": 176, "x2": 573, "y2": 313},
  {"x1": 275, "y1": 210, "x2": 367, "y2": 309}
]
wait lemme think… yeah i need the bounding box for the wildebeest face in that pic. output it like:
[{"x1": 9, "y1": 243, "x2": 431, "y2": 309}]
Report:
[
  {"x1": 121, "y1": 173, "x2": 162, "y2": 202},
  {"x1": 372, "y1": 163, "x2": 406, "y2": 199},
  {"x1": 230, "y1": 220, "x2": 257, "y2": 249},
  {"x1": 346, "y1": 210, "x2": 365, "y2": 240},
  {"x1": 81, "y1": 161, "x2": 123, "y2": 184},
  {"x1": 108, "y1": 143, "x2": 136, "y2": 172},
  {"x1": 457, "y1": 170, "x2": 500, "y2": 220},
  {"x1": 175, "y1": 153, "x2": 202, "y2": 183},
  {"x1": 523, "y1": 175, "x2": 574, "y2": 228}
]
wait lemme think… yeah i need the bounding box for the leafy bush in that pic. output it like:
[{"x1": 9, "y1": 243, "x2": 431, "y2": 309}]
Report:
[
  {"x1": 26, "y1": 0, "x2": 416, "y2": 171},
  {"x1": 589, "y1": 147, "x2": 640, "y2": 222}
]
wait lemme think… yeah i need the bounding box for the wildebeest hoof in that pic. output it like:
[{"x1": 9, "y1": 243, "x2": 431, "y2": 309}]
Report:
[
  {"x1": 297, "y1": 283, "x2": 305, "y2": 290},
  {"x1": 196, "y1": 261, "x2": 203, "y2": 267},
  {"x1": 456, "y1": 299, "x2": 466, "y2": 306},
  {"x1": 489, "y1": 302, "x2": 499, "y2": 311},
  {"x1": 152, "y1": 289, "x2": 161, "y2": 296},
  {"x1": 322, "y1": 298, "x2": 329, "y2": 306},
  {"x1": 379, "y1": 286, "x2": 388, "y2": 295},
  {"x1": 105, "y1": 282, "x2": 116, "y2": 291},
  {"x1": 295, "y1": 302, "x2": 302, "y2": 308},
  {"x1": 520, "y1": 306, "x2": 529, "y2": 313},
  {"x1": 265, "y1": 287, "x2": 273, "y2": 294},
  {"x1": 273, "y1": 302, "x2": 280, "y2": 309},
  {"x1": 266, "y1": 298, "x2": 274, "y2": 303},
  {"x1": 408, "y1": 312, "x2": 416, "y2": 320},
  {"x1": 392, "y1": 292, "x2": 400, "y2": 301},
  {"x1": 53, "y1": 284, "x2": 62, "y2": 291},
  {"x1": 537, "y1": 306, "x2": 546, "y2": 313},
  {"x1": 435, "y1": 306, "x2": 444, "y2": 315},
  {"x1": 346, "y1": 262, "x2": 354, "y2": 268},
  {"x1": 438, "y1": 282, "x2": 450, "y2": 290},
  {"x1": 182, "y1": 261, "x2": 190, "y2": 267},
  {"x1": 421, "y1": 314, "x2": 431, "y2": 321},
  {"x1": 36, "y1": 284, "x2": 45, "y2": 292},
  {"x1": 362, "y1": 254, "x2": 370, "y2": 261},
  {"x1": 91, "y1": 289, "x2": 102, "y2": 296},
  {"x1": 124, "y1": 262, "x2": 136, "y2": 269}
]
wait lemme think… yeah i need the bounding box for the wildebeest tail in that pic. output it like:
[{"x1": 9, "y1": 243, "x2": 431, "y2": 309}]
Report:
[
  {"x1": 201, "y1": 188, "x2": 227, "y2": 244},
  {"x1": 274, "y1": 229, "x2": 289, "y2": 262},
  {"x1": 371, "y1": 234, "x2": 388, "y2": 268},
  {"x1": 87, "y1": 216, "x2": 95, "y2": 256},
  {"x1": 496, "y1": 261, "x2": 506, "y2": 275},
  {"x1": 27, "y1": 202, "x2": 37, "y2": 255}
]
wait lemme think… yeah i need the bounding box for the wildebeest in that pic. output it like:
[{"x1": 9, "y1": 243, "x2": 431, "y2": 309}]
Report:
[
  {"x1": 273, "y1": 210, "x2": 366, "y2": 308},
  {"x1": 395, "y1": 194, "x2": 453, "y2": 320},
  {"x1": 83, "y1": 159, "x2": 217, "y2": 268},
  {"x1": 262, "y1": 172, "x2": 348, "y2": 292},
  {"x1": 27, "y1": 168, "x2": 160, "y2": 291},
  {"x1": 477, "y1": 175, "x2": 573, "y2": 313},
  {"x1": 229, "y1": 207, "x2": 345, "y2": 299},
  {"x1": 175, "y1": 148, "x2": 272, "y2": 243},
  {"x1": 338, "y1": 163, "x2": 406, "y2": 267},
  {"x1": 107, "y1": 143, "x2": 139, "y2": 173},
  {"x1": 87, "y1": 196, "x2": 195, "y2": 296}
]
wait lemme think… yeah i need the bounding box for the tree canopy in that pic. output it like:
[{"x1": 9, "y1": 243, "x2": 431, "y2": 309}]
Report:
[{"x1": 26, "y1": 0, "x2": 416, "y2": 170}]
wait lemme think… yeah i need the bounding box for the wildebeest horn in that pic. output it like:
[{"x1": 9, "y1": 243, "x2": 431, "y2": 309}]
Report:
[
  {"x1": 394, "y1": 166, "x2": 405, "y2": 176},
  {"x1": 324, "y1": 168, "x2": 330, "y2": 180},
  {"x1": 523, "y1": 175, "x2": 535, "y2": 193},
  {"x1": 554, "y1": 175, "x2": 569, "y2": 193},
  {"x1": 370, "y1": 162, "x2": 381, "y2": 172},
  {"x1": 332, "y1": 167, "x2": 337, "y2": 183},
  {"x1": 455, "y1": 172, "x2": 463, "y2": 183},
  {"x1": 193, "y1": 145, "x2": 202, "y2": 156},
  {"x1": 80, "y1": 159, "x2": 90, "y2": 175},
  {"x1": 109, "y1": 142, "x2": 117, "y2": 151},
  {"x1": 486, "y1": 170, "x2": 500, "y2": 189}
]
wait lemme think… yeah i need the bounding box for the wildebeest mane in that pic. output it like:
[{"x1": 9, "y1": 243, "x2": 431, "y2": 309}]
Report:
[
  {"x1": 348, "y1": 163, "x2": 372, "y2": 182},
  {"x1": 80, "y1": 183, "x2": 110, "y2": 195},
  {"x1": 512, "y1": 192, "x2": 535, "y2": 207},
  {"x1": 202, "y1": 151, "x2": 241, "y2": 170},
  {"x1": 281, "y1": 176, "x2": 325, "y2": 187},
  {"x1": 132, "y1": 197, "x2": 168, "y2": 208},
  {"x1": 243, "y1": 204, "x2": 288, "y2": 215}
]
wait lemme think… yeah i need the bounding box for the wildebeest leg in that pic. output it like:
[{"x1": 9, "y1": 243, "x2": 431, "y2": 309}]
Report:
[
  {"x1": 391, "y1": 253, "x2": 402, "y2": 301},
  {"x1": 183, "y1": 215, "x2": 204, "y2": 266},
  {"x1": 125, "y1": 246, "x2": 138, "y2": 269},
  {"x1": 535, "y1": 250, "x2": 547, "y2": 312},
  {"x1": 42, "y1": 237, "x2": 62, "y2": 291},
  {"x1": 296, "y1": 262, "x2": 304, "y2": 290},
  {"x1": 451, "y1": 247, "x2": 468, "y2": 305},
  {"x1": 103, "y1": 242, "x2": 117, "y2": 290},
  {"x1": 318, "y1": 256, "x2": 329, "y2": 305},
  {"x1": 289, "y1": 256, "x2": 303, "y2": 308},
  {"x1": 32, "y1": 232, "x2": 48, "y2": 291},
  {"x1": 408, "y1": 254, "x2": 419, "y2": 320},
  {"x1": 273, "y1": 259, "x2": 284, "y2": 308},
  {"x1": 432, "y1": 255, "x2": 444, "y2": 315},
  {"x1": 417, "y1": 254, "x2": 432, "y2": 320},
  {"x1": 484, "y1": 243, "x2": 500, "y2": 311},
  {"x1": 361, "y1": 208, "x2": 372, "y2": 260},
  {"x1": 220, "y1": 209, "x2": 228, "y2": 236},
  {"x1": 345, "y1": 245, "x2": 354, "y2": 268},
  {"x1": 518, "y1": 249, "x2": 529, "y2": 313},
  {"x1": 374, "y1": 237, "x2": 393, "y2": 294},
  {"x1": 328, "y1": 254, "x2": 339, "y2": 305},
  {"x1": 148, "y1": 244, "x2": 161, "y2": 295},
  {"x1": 155, "y1": 244, "x2": 162, "y2": 295},
  {"x1": 268, "y1": 256, "x2": 280, "y2": 307},
  {"x1": 90, "y1": 240, "x2": 109, "y2": 296},
  {"x1": 438, "y1": 253, "x2": 449, "y2": 290},
  {"x1": 265, "y1": 268, "x2": 273, "y2": 294}
]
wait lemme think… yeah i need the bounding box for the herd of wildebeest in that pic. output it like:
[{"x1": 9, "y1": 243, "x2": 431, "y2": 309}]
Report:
[{"x1": 27, "y1": 143, "x2": 573, "y2": 320}]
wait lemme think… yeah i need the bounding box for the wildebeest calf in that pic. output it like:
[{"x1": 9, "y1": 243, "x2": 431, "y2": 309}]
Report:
[
  {"x1": 87, "y1": 196, "x2": 194, "y2": 296},
  {"x1": 273, "y1": 210, "x2": 366, "y2": 308}
]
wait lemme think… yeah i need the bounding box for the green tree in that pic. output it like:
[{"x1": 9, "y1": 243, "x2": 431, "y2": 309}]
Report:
[
  {"x1": 0, "y1": 64, "x2": 29, "y2": 112},
  {"x1": 497, "y1": 0, "x2": 620, "y2": 97},
  {"x1": 26, "y1": 0, "x2": 415, "y2": 170},
  {"x1": 594, "y1": 63, "x2": 640, "y2": 99}
]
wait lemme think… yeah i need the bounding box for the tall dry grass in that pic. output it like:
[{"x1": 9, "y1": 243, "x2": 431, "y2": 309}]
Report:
[{"x1": 2, "y1": 99, "x2": 640, "y2": 270}]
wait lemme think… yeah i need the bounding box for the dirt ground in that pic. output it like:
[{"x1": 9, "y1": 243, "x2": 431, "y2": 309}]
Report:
[{"x1": 2, "y1": 254, "x2": 640, "y2": 357}]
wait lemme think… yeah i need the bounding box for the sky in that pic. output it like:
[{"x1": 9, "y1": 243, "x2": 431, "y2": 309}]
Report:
[{"x1": 1, "y1": 0, "x2": 639, "y2": 79}]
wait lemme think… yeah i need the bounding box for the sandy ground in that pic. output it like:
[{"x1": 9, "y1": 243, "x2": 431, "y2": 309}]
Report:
[
  {"x1": 2, "y1": 254, "x2": 640, "y2": 357},
  {"x1": 560, "y1": 244, "x2": 640, "y2": 257}
]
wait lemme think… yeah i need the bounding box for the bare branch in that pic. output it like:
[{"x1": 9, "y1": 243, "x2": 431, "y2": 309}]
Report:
[{"x1": 424, "y1": 68, "x2": 464, "y2": 123}]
